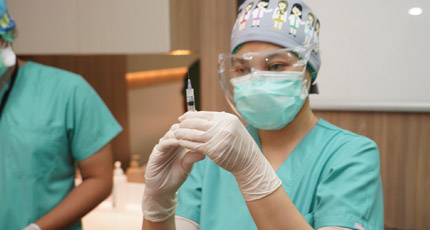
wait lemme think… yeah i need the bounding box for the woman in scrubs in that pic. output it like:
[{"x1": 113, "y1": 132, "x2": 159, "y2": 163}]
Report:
[
  {"x1": 142, "y1": 0, "x2": 383, "y2": 229},
  {"x1": 0, "y1": 1, "x2": 122, "y2": 229}
]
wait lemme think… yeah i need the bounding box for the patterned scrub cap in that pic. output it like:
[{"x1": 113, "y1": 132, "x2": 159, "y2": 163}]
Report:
[
  {"x1": 0, "y1": 0, "x2": 16, "y2": 43},
  {"x1": 231, "y1": 0, "x2": 321, "y2": 92}
]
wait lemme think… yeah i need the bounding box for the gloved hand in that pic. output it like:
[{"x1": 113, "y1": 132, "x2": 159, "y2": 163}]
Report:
[
  {"x1": 142, "y1": 124, "x2": 205, "y2": 222},
  {"x1": 174, "y1": 111, "x2": 282, "y2": 201}
]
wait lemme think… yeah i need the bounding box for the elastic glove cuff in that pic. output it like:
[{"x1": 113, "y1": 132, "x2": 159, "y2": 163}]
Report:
[
  {"x1": 142, "y1": 193, "x2": 177, "y2": 222},
  {"x1": 234, "y1": 160, "x2": 282, "y2": 201}
]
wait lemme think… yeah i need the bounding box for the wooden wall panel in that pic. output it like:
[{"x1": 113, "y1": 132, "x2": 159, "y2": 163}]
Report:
[
  {"x1": 199, "y1": 0, "x2": 236, "y2": 112},
  {"x1": 315, "y1": 111, "x2": 430, "y2": 230},
  {"x1": 169, "y1": 0, "x2": 200, "y2": 52},
  {"x1": 18, "y1": 55, "x2": 130, "y2": 169}
]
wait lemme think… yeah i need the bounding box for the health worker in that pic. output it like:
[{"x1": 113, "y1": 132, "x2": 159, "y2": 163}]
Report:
[
  {"x1": 142, "y1": 0, "x2": 384, "y2": 229},
  {"x1": 0, "y1": 1, "x2": 122, "y2": 229}
]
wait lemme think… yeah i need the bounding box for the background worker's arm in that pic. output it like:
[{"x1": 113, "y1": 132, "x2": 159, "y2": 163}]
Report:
[{"x1": 34, "y1": 144, "x2": 114, "y2": 230}]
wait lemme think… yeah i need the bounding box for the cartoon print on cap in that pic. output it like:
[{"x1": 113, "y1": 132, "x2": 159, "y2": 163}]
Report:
[
  {"x1": 288, "y1": 3, "x2": 303, "y2": 37},
  {"x1": 239, "y1": 2, "x2": 255, "y2": 32},
  {"x1": 0, "y1": 12, "x2": 10, "y2": 29},
  {"x1": 232, "y1": 8, "x2": 243, "y2": 39},
  {"x1": 252, "y1": 0, "x2": 273, "y2": 27},
  {"x1": 303, "y1": 12, "x2": 315, "y2": 45},
  {"x1": 313, "y1": 20, "x2": 320, "y2": 52},
  {"x1": 272, "y1": 1, "x2": 289, "y2": 32}
]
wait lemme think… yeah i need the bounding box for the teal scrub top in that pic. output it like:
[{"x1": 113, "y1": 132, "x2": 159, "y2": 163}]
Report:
[
  {"x1": 176, "y1": 119, "x2": 384, "y2": 230},
  {"x1": 0, "y1": 62, "x2": 122, "y2": 230}
]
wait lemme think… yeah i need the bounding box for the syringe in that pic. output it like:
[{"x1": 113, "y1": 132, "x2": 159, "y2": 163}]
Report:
[{"x1": 186, "y1": 75, "x2": 196, "y2": 112}]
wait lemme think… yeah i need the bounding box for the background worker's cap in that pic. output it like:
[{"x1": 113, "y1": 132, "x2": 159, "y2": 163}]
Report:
[{"x1": 0, "y1": 0, "x2": 16, "y2": 43}]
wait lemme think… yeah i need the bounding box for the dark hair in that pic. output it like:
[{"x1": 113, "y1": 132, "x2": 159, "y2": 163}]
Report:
[
  {"x1": 246, "y1": 2, "x2": 255, "y2": 10},
  {"x1": 237, "y1": 8, "x2": 243, "y2": 15},
  {"x1": 277, "y1": 1, "x2": 288, "y2": 7},
  {"x1": 290, "y1": 3, "x2": 303, "y2": 19},
  {"x1": 237, "y1": 0, "x2": 246, "y2": 9},
  {"x1": 315, "y1": 20, "x2": 320, "y2": 32},
  {"x1": 257, "y1": 0, "x2": 270, "y2": 8}
]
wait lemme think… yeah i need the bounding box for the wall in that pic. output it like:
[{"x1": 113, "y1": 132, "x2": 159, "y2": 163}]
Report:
[
  {"x1": 305, "y1": 0, "x2": 430, "y2": 112},
  {"x1": 169, "y1": 0, "x2": 200, "y2": 51},
  {"x1": 315, "y1": 111, "x2": 430, "y2": 229},
  {"x1": 127, "y1": 54, "x2": 199, "y2": 164},
  {"x1": 8, "y1": 0, "x2": 170, "y2": 54}
]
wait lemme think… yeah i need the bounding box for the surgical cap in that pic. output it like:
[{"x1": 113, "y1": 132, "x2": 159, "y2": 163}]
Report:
[
  {"x1": 0, "y1": 0, "x2": 16, "y2": 43},
  {"x1": 231, "y1": 0, "x2": 321, "y2": 92}
]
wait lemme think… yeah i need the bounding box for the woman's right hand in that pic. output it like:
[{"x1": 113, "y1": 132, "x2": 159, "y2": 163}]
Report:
[{"x1": 142, "y1": 123, "x2": 205, "y2": 222}]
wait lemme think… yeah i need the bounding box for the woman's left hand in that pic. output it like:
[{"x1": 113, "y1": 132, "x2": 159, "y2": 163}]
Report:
[{"x1": 174, "y1": 111, "x2": 281, "y2": 201}]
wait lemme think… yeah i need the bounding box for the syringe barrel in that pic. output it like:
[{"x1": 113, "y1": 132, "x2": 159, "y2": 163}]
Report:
[{"x1": 186, "y1": 88, "x2": 196, "y2": 111}]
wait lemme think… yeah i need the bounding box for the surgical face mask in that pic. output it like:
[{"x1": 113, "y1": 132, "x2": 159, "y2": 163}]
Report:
[
  {"x1": 0, "y1": 45, "x2": 16, "y2": 78},
  {"x1": 230, "y1": 71, "x2": 308, "y2": 130},
  {"x1": 219, "y1": 45, "x2": 312, "y2": 130}
]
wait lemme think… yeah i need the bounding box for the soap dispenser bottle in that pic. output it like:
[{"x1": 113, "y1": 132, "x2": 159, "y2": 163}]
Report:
[{"x1": 112, "y1": 161, "x2": 127, "y2": 210}]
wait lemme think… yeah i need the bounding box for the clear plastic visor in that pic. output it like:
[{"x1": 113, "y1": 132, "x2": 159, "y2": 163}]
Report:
[{"x1": 218, "y1": 45, "x2": 313, "y2": 101}]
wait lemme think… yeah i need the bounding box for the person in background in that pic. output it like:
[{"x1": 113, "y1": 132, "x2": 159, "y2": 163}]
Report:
[
  {"x1": 142, "y1": 0, "x2": 383, "y2": 229},
  {"x1": 0, "y1": 1, "x2": 122, "y2": 229}
]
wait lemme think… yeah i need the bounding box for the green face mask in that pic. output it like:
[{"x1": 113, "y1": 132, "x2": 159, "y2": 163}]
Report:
[{"x1": 231, "y1": 71, "x2": 308, "y2": 130}]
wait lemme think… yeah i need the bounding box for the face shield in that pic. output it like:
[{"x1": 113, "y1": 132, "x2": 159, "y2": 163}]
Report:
[{"x1": 218, "y1": 45, "x2": 313, "y2": 130}]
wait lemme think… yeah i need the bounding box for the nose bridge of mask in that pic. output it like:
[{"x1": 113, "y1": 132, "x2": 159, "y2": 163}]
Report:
[
  {"x1": 254, "y1": 71, "x2": 309, "y2": 99},
  {"x1": 230, "y1": 71, "x2": 307, "y2": 102}
]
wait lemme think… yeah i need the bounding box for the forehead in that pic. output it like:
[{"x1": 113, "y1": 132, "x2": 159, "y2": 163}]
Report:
[{"x1": 231, "y1": 42, "x2": 300, "y2": 65}]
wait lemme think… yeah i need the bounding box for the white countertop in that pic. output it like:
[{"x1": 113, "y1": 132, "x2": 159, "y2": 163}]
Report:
[{"x1": 82, "y1": 182, "x2": 145, "y2": 230}]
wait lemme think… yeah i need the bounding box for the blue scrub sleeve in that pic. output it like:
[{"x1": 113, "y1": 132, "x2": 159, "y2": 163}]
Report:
[
  {"x1": 175, "y1": 159, "x2": 206, "y2": 224},
  {"x1": 66, "y1": 77, "x2": 122, "y2": 162},
  {"x1": 313, "y1": 137, "x2": 384, "y2": 230}
]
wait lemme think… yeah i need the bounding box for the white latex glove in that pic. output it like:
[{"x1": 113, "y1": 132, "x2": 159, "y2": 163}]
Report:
[
  {"x1": 174, "y1": 111, "x2": 282, "y2": 201},
  {"x1": 142, "y1": 124, "x2": 205, "y2": 222},
  {"x1": 22, "y1": 224, "x2": 41, "y2": 230}
]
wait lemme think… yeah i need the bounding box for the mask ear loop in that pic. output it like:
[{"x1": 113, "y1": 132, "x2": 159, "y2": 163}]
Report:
[{"x1": 291, "y1": 47, "x2": 312, "y2": 99}]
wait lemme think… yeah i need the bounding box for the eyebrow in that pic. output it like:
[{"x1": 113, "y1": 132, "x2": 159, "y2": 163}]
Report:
[
  {"x1": 231, "y1": 58, "x2": 248, "y2": 65},
  {"x1": 259, "y1": 52, "x2": 298, "y2": 65},
  {"x1": 264, "y1": 52, "x2": 290, "y2": 61}
]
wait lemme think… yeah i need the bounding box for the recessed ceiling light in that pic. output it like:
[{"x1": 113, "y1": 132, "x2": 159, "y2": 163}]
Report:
[{"x1": 408, "y1": 7, "x2": 423, "y2": 16}]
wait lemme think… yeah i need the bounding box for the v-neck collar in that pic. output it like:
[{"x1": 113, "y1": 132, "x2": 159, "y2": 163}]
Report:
[{"x1": 247, "y1": 119, "x2": 321, "y2": 192}]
